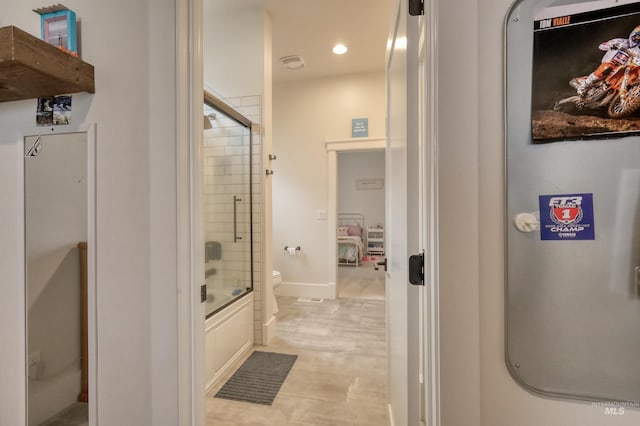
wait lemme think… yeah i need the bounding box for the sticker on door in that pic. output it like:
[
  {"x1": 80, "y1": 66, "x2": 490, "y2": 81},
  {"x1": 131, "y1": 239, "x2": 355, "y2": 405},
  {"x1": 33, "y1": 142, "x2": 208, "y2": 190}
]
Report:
[{"x1": 539, "y1": 193, "x2": 595, "y2": 240}]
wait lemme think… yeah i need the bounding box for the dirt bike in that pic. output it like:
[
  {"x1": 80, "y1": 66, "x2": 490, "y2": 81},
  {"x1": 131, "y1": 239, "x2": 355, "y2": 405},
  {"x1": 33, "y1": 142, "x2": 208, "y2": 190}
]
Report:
[{"x1": 554, "y1": 47, "x2": 640, "y2": 118}]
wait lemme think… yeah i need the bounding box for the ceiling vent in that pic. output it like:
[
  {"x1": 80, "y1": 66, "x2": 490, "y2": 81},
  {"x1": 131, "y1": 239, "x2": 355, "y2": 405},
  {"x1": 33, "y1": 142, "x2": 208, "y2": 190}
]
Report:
[{"x1": 280, "y1": 55, "x2": 305, "y2": 70}]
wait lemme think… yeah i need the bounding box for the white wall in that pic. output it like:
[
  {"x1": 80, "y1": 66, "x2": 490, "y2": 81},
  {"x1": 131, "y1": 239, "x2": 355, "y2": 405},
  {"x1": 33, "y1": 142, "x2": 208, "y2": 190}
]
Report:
[
  {"x1": 437, "y1": 0, "x2": 640, "y2": 424},
  {"x1": 0, "y1": 1, "x2": 181, "y2": 425},
  {"x1": 436, "y1": 0, "x2": 481, "y2": 423},
  {"x1": 273, "y1": 71, "x2": 385, "y2": 286},
  {"x1": 203, "y1": 3, "x2": 266, "y2": 100},
  {"x1": 338, "y1": 150, "x2": 385, "y2": 232},
  {"x1": 262, "y1": 13, "x2": 276, "y2": 339}
]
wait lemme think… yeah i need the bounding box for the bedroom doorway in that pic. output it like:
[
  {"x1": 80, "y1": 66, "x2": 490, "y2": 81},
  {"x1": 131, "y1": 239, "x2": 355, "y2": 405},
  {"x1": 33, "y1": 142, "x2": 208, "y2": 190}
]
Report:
[
  {"x1": 325, "y1": 138, "x2": 385, "y2": 300},
  {"x1": 336, "y1": 150, "x2": 385, "y2": 299}
]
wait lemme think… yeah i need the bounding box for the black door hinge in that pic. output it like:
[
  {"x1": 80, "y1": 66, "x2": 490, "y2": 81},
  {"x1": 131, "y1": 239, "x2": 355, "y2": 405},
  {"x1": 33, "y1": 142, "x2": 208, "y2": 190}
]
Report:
[
  {"x1": 409, "y1": 253, "x2": 425, "y2": 286},
  {"x1": 409, "y1": 0, "x2": 424, "y2": 16}
]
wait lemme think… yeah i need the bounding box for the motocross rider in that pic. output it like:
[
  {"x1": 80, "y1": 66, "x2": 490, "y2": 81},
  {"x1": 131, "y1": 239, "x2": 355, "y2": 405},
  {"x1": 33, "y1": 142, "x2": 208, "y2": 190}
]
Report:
[{"x1": 574, "y1": 25, "x2": 640, "y2": 95}]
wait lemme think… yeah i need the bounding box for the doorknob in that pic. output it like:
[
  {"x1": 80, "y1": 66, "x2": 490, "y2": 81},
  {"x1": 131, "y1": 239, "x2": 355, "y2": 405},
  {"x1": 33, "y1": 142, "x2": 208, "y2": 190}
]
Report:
[{"x1": 374, "y1": 258, "x2": 387, "y2": 272}]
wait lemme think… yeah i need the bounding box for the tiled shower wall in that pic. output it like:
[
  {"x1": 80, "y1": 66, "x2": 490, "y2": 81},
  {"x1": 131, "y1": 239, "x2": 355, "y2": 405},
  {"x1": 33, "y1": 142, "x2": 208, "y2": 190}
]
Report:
[{"x1": 203, "y1": 95, "x2": 263, "y2": 344}]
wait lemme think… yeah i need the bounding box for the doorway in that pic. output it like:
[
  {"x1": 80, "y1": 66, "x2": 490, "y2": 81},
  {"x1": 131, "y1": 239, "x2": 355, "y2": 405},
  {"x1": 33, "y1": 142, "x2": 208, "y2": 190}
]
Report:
[
  {"x1": 336, "y1": 150, "x2": 386, "y2": 299},
  {"x1": 196, "y1": 0, "x2": 401, "y2": 424},
  {"x1": 326, "y1": 138, "x2": 385, "y2": 298}
]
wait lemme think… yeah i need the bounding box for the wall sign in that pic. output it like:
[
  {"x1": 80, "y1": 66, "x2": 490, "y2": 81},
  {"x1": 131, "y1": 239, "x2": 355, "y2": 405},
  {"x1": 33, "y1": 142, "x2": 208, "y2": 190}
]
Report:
[
  {"x1": 351, "y1": 118, "x2": 368, "y2": 138},
  {"x1": 356, "y1": 178, "x2": 383, "y2": 190},
  {"x1": 539, "y1": 193, "x2": 595, "y2": 240}
]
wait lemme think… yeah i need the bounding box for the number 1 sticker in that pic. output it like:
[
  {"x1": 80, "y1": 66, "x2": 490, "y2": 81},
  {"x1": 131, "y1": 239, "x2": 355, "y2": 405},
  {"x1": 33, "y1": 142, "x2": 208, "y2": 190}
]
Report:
[{"x1": 538, "y1": 193, "x2": 595, "y2": 240}]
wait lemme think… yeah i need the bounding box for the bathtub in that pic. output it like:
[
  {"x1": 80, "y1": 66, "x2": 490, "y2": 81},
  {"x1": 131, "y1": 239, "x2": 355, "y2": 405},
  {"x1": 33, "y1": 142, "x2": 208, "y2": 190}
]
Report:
[
  {"x1": 205, "y1": 287, "x2": 241, "y2": 316},
  {"x1": 205, "y1": 291, "x2": 254, "y2": 391}
]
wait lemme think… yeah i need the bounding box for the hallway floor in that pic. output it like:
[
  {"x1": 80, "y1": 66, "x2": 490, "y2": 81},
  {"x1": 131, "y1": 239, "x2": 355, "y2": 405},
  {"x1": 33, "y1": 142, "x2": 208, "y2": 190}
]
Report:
[
  {"x1": 206, "y1": 264, "x2": 387, "y2": 425},
  {"x1": 337, "y1": 262, "x2": 385, "y2": 300}
]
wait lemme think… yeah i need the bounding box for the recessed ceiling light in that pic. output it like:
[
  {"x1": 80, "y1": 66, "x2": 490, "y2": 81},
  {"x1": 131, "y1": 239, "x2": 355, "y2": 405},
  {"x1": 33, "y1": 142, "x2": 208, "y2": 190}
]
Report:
[{"x1": 332, "y1": 44, "x2": 348, "y2": 55}]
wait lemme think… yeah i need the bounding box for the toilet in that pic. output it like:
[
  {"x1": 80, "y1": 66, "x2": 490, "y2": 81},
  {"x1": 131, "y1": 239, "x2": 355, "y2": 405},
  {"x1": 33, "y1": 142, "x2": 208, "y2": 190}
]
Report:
[{"x1": 272, "y1": 270, "x2": 282, "y2": 314}]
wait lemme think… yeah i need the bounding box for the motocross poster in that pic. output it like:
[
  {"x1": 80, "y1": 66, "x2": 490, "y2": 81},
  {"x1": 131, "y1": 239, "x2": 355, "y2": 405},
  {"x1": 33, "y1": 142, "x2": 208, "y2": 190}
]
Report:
[{"x1": 532, "y1": 1, "x2": 640, "y2": 142}]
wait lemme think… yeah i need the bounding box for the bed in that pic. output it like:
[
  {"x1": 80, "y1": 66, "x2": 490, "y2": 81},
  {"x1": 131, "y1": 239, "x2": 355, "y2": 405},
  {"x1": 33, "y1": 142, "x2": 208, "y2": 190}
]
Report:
[{"x1": 337, "y1": 213, "x2": 365, "y2": 266}]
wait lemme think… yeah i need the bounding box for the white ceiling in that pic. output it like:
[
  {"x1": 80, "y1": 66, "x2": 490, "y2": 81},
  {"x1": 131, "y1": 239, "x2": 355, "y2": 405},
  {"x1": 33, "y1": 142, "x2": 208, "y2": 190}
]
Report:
[
  {"x1": 265, "y1": 0, "x2": 394, "y2": 82},
  {"x1": 209, "y1": 0, "x2": 394, "y2": 83}
]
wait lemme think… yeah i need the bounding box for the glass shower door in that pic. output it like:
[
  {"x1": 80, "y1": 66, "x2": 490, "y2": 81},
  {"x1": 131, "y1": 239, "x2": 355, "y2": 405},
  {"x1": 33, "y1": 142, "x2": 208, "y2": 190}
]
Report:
[{"x1": 203, "y1": 99, "x2": 253, "y2": 317}]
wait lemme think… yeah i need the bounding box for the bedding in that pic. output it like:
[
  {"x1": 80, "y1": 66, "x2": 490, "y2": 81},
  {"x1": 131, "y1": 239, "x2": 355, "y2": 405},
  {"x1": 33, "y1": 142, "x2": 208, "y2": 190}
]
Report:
[
  {"x1": 337, "y1": 213, "x2": 365, "y2": 266},
  {"x1": 337, "y1": 235, "x2": 364, "y2": 265},
  {"x1": 337, "y1": 226, "x2": 350, "y2": 236},
  {"x1": 347, "y1": 224, "x2": 362, "y2": 236}
]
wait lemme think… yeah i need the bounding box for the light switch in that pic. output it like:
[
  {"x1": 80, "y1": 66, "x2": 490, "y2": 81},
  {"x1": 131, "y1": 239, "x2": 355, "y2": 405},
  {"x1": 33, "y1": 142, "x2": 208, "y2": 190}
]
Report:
[{"x1": 317, "y1": 209, "x2": 327, "y2": 220}]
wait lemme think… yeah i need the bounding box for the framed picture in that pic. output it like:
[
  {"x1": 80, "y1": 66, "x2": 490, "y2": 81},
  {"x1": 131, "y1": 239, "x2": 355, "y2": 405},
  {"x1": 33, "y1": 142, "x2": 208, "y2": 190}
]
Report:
[
  {"x1": 531, "y1": 1, "x2": 640, "y2": 143},
  {"x1": 35, "y1": 6, "x2": 77, "y2": 56},
  {"x1": 37, "y1": 95, "x2": 72, "y2": 127},
  {"x1": 356, "y1": 178, "x2": 383, "y2": 190}
]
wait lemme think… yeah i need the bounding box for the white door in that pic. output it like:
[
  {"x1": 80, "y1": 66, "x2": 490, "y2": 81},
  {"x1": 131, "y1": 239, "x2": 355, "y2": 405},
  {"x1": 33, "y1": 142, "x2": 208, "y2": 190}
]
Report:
[{"x1": 385, "y1": 0, "x2": 422, "y2": 424}]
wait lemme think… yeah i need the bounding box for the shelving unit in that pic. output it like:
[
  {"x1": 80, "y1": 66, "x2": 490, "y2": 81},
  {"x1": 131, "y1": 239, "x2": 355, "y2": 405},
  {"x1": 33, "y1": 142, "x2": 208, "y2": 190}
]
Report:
[
  {"x1": 0, "y1": 26, "x2": 95, "y2": 102},
  {"x1": 367, "y1": 227, "x2": 384, "y2": 255}
]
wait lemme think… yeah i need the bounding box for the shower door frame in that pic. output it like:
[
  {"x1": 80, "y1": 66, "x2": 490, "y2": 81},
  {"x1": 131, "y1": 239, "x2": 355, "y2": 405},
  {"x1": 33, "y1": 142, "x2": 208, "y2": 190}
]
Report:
[{"x1": 202, "y1": 90, "x2": 255, "y2": 317}]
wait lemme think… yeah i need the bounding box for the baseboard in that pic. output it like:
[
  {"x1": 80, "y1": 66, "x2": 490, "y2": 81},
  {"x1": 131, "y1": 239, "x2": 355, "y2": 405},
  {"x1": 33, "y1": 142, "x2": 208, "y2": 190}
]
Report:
[
  {"x1": 275, "y1": 281, "x2": 336, "y2": 299},
  {"x1": 262, "y1": 315, "x2": 277, "y2": 345},
  {"x1": 206, "y1": 340, "x2": 252, "y2": 393}
]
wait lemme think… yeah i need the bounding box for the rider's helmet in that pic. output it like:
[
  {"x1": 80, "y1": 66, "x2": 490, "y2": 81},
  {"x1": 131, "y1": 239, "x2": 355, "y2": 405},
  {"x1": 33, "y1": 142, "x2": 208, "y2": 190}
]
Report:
[{"x1": 629, "y1": 25, "x2": 640, "y2": 47}]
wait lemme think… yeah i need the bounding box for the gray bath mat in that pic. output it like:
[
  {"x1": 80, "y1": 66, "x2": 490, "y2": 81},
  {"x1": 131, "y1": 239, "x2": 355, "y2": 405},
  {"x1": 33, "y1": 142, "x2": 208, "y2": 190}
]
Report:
[{"x1": 215, "y1": 351, "x2": 297, "y2": 405}]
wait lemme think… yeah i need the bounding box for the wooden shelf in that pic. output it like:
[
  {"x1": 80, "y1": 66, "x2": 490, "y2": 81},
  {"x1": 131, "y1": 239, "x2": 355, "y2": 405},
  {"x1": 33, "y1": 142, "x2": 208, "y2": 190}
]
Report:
[{"x1": 0, "y1": 26, "x2": 94, "y2": 102}]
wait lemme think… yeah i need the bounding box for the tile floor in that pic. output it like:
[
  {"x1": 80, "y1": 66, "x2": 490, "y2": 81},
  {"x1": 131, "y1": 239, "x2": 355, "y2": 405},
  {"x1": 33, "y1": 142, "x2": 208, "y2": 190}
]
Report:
[
  {"x1": 206, "y1": 263, "x2": 388, "y2": 425},
  {"x1": 337, "y1": 262, "x2": 386, "y2": 300},
  {"x1": 39, "y1": 402, "x2": 88, "y2": 426}
]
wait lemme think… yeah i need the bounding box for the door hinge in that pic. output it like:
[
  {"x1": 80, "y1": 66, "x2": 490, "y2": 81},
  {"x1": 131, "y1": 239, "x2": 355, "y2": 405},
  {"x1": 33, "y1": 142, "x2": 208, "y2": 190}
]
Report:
[
  {"x1": 200, "y1": 284, "x2": 207, "y2": 303},
  {"x1": 409, "y1": 253, "x2": 425, "y2": 286},
  {"x1": 409, "y1": 0, "x2": 424, "y2": 16}
]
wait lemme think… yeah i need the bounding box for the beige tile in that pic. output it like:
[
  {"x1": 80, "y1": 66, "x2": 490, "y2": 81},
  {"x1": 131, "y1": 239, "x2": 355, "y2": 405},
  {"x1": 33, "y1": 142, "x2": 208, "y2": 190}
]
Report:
[{"x1": 207, "y1": 266, "x2": 388, "y2": 425}]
